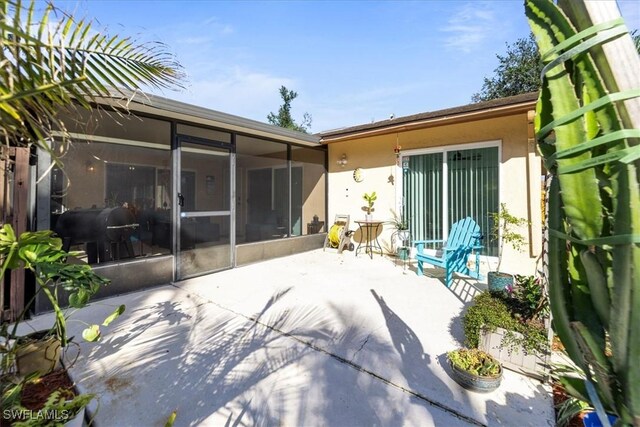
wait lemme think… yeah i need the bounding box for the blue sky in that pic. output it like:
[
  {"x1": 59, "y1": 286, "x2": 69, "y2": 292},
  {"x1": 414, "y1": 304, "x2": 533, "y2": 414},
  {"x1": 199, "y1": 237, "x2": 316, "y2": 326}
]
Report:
[{"x1": 54, "y1": 0, "x2": 640, "y2": 133}]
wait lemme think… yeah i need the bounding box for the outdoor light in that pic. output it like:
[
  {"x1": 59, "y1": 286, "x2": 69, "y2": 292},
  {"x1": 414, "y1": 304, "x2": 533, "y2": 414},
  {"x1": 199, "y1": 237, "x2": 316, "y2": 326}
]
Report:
[
  {"x1": 85, "y1": 161, "x2": 95, "y2": 172},
  {"x1": 337, "y1": 153, "x2": 348, "y2": 167}
]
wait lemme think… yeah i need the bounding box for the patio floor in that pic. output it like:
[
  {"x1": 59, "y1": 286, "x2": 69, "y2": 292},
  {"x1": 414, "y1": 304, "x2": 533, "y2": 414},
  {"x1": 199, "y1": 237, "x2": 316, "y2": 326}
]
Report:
[{"x1": 24, "y1": 248, "x2": 554, "y2": 426}]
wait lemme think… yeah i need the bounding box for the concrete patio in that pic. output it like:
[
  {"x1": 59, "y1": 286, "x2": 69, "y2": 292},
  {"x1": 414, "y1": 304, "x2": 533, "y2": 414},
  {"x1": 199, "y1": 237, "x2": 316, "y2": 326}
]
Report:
[{"x1": 24, "y1": 249, "x2": 554, "y2": 426}]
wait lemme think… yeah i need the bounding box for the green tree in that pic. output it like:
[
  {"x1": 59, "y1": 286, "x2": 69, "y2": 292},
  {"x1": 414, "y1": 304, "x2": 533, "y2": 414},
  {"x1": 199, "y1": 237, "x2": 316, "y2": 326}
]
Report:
[
  {"x1": 472, "y1": 33, "x2": 542, "y2": 102},
  {"x1": 0, "y1": 0, "x2": 184, "y2": 159},
  {"x1": 267, "y1": 85, "x2": 312, "y2": 133}
]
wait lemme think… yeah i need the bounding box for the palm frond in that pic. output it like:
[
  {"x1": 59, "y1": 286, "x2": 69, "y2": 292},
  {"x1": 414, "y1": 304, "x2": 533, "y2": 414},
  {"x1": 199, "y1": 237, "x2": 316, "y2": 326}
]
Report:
[{"x1": 0, "y1": 0, "x2": 185, "y2": 153}]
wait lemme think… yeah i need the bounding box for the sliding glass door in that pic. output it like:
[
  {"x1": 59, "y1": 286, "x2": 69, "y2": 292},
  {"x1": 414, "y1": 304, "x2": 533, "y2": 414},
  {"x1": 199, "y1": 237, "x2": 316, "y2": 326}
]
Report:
[{"x1": 403, "y1": 145, "x2": 499, "y2": 256}]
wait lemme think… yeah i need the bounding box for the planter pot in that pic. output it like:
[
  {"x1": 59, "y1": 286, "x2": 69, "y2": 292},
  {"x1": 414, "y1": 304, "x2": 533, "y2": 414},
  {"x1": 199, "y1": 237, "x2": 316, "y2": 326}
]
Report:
[
  {"x1": 582, "y1": 411, "x2": 618, "y2": 427},
  {"x1": 449, "y1": 361, "x2": 502, "y2": 393},
  {"x1": 487, "y1": 271, "x2": 514, "y2": 294},
  {"x1": 396, "y1": 229, "x2": 410, "y2": 244},
  {"x1": 479, "y1": 327, "x2": 550, "y2": 380},
  {"x1": 397, "y1": 246, "x2": 409, "y2": 260},
  {"x1": 16, "y1": 330, "x2": 62, "y2": 376},
  {"x1": 64, "y1": 407, "x2": 86, "y2": 427}
]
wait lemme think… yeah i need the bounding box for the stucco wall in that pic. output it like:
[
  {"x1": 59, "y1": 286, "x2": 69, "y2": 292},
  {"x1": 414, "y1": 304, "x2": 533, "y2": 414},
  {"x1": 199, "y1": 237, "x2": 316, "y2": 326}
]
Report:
[{"x1": 326, "y1": 112, "x2": 542, "y2": 276}]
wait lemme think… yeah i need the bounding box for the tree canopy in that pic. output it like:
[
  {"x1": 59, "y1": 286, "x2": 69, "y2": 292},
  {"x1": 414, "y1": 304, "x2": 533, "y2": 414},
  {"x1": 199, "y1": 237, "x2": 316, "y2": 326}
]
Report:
[
  {"x1": 472, "y1": 33, "x2": 542, "y2": 102},
  {"x1": 267, "y1": 86, "x2": 312, "y2": 133}
]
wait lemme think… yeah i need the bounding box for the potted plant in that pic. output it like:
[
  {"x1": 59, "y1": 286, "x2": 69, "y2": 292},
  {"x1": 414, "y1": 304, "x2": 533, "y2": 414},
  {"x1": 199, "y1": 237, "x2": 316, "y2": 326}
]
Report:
[
  {"x1": 362, "y1": 192, "x2": 377, "y2": 221},
  {"x1": 447, "y1": 348, "x2": 502, "y2": 393},
  {"x1": 1, "y1": 369, "x2": 94, "y2": 426},
  {"x1": 463, "y1": 278, "x2": 550, "y2": 379},
  {"x1": 0, "y1": 224, "x2": 124, "y2": 377},
  {"x1": 487, "y1": 203, "x2": 528, "y2": 293},
  {"x1": 389, "y1": 209, "x2": 410, "y2": 259}
]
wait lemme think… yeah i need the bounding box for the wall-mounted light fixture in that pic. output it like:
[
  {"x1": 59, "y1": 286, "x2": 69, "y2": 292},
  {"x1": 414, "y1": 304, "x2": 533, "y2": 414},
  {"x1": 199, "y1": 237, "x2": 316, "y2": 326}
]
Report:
[
  {"x1": 337, "y1": 153, "x2": 348, "y2": 167},
  {"x1": 86, "y1": 161, "x2": 95, "y2": 172}
]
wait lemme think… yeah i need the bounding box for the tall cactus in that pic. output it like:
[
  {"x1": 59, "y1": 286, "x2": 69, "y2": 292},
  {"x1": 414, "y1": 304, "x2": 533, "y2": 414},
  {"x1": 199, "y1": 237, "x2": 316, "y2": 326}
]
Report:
[{"x1": 525, "y1": 0, "x2": 640, "y2": 425}]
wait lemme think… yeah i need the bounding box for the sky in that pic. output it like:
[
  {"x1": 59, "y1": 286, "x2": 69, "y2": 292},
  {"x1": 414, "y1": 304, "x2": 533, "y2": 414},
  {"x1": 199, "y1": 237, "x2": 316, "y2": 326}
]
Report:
[{"x1": 52, "y1": 0, "x2": 640, "y2": 133}]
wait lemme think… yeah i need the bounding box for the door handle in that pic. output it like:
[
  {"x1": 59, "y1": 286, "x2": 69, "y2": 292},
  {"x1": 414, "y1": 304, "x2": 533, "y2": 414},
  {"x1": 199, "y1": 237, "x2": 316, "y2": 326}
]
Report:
[{"x1": 178, "y1": 193, "x2": 184, "y2": 207}]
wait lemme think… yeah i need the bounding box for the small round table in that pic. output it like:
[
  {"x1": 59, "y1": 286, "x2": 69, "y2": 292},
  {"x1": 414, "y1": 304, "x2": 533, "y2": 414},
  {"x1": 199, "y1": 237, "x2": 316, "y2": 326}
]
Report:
[{"x1": 355, "y1": 220, "x2": 384, "y2": 259}]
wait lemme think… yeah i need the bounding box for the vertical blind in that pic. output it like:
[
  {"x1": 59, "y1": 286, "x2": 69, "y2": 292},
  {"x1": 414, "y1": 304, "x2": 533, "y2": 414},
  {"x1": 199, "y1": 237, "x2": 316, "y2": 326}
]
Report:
[
  {"x1": 404, "y1": 153, "x2": 443, "y2": 246},
  {"x1": 403, "y1": 146, "x2": 499, "y2": 256}
]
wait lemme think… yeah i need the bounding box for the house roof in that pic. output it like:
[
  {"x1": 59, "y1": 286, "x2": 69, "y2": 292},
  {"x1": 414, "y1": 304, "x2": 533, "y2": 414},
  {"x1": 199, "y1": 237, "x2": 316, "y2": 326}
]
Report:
[
  {"x1": 95, "y1": 89, "x2": 322, "y2": 147},
  {"x1": 318, "y1": 92, "x2": 538, "y2": 143}
]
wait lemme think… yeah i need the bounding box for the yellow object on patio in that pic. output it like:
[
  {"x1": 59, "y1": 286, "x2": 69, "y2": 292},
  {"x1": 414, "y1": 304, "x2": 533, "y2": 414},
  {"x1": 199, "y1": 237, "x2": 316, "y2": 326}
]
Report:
[{"x1": 323, "y1": 214, "x2": 352, "y2": 253}]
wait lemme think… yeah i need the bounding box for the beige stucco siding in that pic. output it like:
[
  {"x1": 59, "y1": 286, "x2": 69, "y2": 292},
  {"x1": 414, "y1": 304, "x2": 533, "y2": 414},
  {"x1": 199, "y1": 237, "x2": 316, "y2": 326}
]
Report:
[{"x1": 326, "y1": 112, "x2": 541, "y2": 275}]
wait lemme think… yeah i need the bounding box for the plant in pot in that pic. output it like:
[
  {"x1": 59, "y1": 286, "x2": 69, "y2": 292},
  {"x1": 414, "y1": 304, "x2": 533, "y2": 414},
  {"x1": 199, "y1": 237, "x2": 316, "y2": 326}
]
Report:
[
  {"x1": 2, "y1": 370, "x2": 95, "y2": 426},
  {"x1": 362, "y1": 192, "x2": 377, "y2": 221},
  {"x1": 0, "y1": 224, "x2": 125, "y2": 377},
  {"x1": 447, "y1": 348, "x2": 502, "y2": 393},
  {"x1": 487, "y1": 203, "x2": 528, "y2": 294},
  {"x1": 389, "y1": 209, "x2": 410, "y2": 260},
  {"x1": 462, "y1": 278, "x2": 550, "y2": 378}
]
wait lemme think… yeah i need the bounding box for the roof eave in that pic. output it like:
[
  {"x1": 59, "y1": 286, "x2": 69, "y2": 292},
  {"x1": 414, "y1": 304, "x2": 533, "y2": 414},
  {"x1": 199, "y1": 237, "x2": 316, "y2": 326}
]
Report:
[
  {"x1": 92, "y1": 90, "x2": 321, "y2": 147},
  {"x1": 319, "y1": 99, "x2": 536, "y2": 144}
]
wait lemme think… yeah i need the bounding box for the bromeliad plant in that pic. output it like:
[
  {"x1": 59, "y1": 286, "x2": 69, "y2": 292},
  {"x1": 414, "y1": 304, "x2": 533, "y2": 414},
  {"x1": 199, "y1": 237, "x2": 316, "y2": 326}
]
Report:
[
  {"x1": 526, "y1": 0, "x2": 639, "y2": 424},
  {"x1": 0, "y1": 224, "x2": 124, "y2": 348}
]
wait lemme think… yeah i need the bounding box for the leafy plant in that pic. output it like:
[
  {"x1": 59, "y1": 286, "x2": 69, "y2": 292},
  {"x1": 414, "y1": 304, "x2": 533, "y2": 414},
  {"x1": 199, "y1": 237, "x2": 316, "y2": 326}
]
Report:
[
  {"x1": 489, "y1": 203, "x2": 528, "y2": 272},
  {"x1": 362, "y1": 192, "x2": 377, "y2": 215},
  {"x1": 447, "y1": 348, "x2": 501, "y2": 378},
  {"x1": 526, "y1": 0, "x2": 639, "y2": 424},
  {"x1": 0, "y1": 0, "x2": 184, "y2": 162},
  {"x1": 510, "y1": 275, "x2": 550, "y2": 320},
  {"x1": 463, "y1": 292, "x2": 548, "y2": 355},
  {"x1": 0, "y1": 224, "x2": 124, "y2": 348}
]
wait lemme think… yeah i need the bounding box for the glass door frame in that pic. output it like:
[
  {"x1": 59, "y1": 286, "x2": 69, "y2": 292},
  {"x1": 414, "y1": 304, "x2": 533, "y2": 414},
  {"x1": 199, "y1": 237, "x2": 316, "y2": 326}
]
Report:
[
  {"x1": 173, "y1": 134, "x2": 235, "y2": 281},
  {"x1": 397, "y1": 140, "x2": 501, "y2": 258}
]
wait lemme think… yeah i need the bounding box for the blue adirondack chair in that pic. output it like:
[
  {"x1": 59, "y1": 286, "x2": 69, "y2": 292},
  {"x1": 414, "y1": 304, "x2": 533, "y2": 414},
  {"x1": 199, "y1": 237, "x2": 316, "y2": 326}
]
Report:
[{"x1": 414, "y1": 217, "x2": 484, "y2": 287}]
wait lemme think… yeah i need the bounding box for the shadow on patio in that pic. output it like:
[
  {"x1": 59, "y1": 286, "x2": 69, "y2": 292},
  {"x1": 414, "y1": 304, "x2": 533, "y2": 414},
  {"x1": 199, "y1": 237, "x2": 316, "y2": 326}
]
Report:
[{"x1": 27, "y1": 249, "x2": 553, "y2": 426}]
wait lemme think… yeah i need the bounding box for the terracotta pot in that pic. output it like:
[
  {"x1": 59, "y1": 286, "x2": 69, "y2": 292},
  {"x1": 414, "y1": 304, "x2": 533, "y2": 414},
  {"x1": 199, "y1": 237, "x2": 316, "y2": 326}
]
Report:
[
  {"x1": 16, "y1": 330, "x2": 62, "y2": 376},
  {"x1": 449, "y1": 361, "x2": 502, "y2": 393}
]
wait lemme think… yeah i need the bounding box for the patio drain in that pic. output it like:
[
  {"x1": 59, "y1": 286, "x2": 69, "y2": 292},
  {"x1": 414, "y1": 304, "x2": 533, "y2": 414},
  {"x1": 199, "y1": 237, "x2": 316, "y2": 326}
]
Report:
[{"x1": 176, "y1": 284, "x2": 487, "y2": 427}]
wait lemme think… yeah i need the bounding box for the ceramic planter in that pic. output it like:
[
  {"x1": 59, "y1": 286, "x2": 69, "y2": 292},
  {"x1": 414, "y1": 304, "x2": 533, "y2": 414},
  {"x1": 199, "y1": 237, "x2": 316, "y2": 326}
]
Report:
[
  {"x1": 64, "y1": 407, "x2": 86, "y2": 427},
  {"x1": 396, "y1": 229, "x2": 410, "y2": 244},
  {"x1": 15, "y1": 330, "x2": 62, "y2": 376},
  {"x1": 449, "y1": 360, "x2": 502, "y2": 393},
  {"x1": 487, "y1": 271, "x2": 514, "y2": 293},
  {"x1": 581, "y1": 411, "x2": 618, "y2": 427}
]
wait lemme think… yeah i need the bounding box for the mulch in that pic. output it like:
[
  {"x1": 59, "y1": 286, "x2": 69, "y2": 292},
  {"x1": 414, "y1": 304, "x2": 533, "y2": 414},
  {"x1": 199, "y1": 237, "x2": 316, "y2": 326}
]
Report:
[{"x1": 20, "y1": 368, "x2": 76, "y2": 411}]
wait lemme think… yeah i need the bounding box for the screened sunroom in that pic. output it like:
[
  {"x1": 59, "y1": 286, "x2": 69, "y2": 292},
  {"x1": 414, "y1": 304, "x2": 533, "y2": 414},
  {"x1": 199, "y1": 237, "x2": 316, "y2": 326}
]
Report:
[{"x1": 34, "y1": 93, "x2": 326, "y2": 311}]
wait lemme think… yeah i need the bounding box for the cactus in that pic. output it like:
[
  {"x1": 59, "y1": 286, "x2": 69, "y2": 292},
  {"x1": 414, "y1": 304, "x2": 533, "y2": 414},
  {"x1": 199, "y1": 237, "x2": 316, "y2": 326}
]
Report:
[{"x1": 525, "y1": 0, "x2": 640, "y2": 425}]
